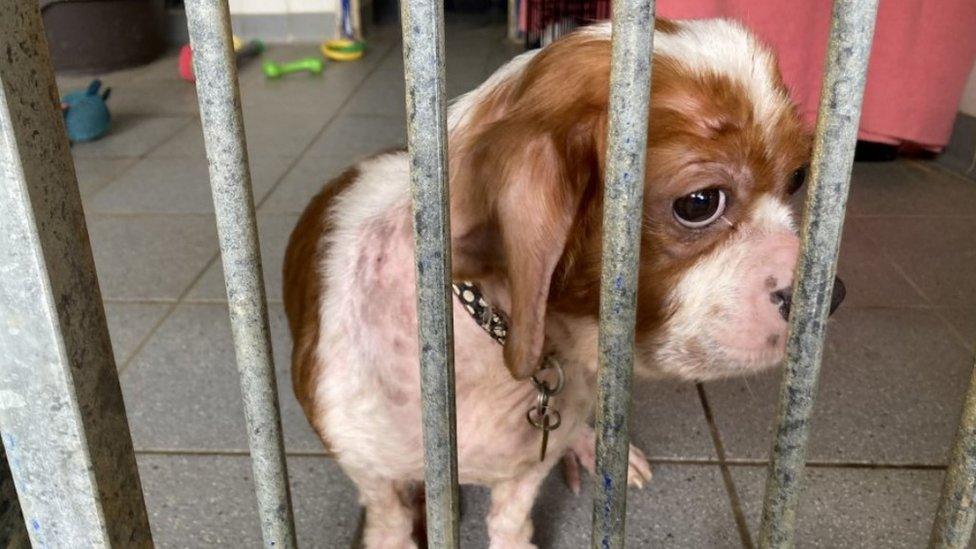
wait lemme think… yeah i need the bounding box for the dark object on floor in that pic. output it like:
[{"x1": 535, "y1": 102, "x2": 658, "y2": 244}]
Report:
[
  {"x1": 61, "y1": 80, "x2": 112, "y2": 143},
  {"x1": 854, "y1": 140, "x2": 898, "y2": 162},
  {"x1": 42, "y1": 0, "x2": 166, "y2": 73}
]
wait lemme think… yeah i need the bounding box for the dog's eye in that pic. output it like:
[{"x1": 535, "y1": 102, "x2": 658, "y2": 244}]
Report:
[
  {"x1": 673, "y1": 188, "x2": 727, "y2": 228},
  {"x1": 788, "y1": 166, "x2": 808, "y2": 195}
]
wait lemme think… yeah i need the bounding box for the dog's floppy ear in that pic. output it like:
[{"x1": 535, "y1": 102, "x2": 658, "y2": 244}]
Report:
[{"x1": 450, "y1": 37, "x2": 610, "y2": 379}]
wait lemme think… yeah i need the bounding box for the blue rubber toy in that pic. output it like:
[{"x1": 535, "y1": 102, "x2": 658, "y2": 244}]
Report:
[{"x1": 61, "y1": 80, "x2": 111, "y2": 143}]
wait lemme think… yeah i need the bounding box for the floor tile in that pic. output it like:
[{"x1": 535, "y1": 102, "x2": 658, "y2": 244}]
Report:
[
  {"x1": 847, "y1": 160, "x2": 976, "y2": 217},
  {"x1": 835, "y1": 217, "x2": 928, "y2": 308},
  {"x1": 150, "y1": 110, "x2": 328, "y2": 159},
  {"x1": 88, "y1": 214, "x2": 219, "y2": 301},
  {"x1": 239, "y1": 68, "x2": 351, "y2": 119},
  {"x1": 705, "y1": 308, "x2": 972, "y2": 465},
  {"x1": 106, "y1": 77, "x2": 200, "y2": 116},
  {"x1": 70, "y1": 115, "x2": 191, "y2": 158},
  {"x1": 120, "y1": 303, "x2": 323, "y2": 453},
  {"x1": 938, "y1": 308, "x2": 976, "y2": 351},
  {"x1": 459, "y1": 464, "x2": 740, "y2": 548},
  {"x1": 343, "y1": 73, "x2": 406, "y2": 117},
  {"x1": 138, "y1": 454, "x2": 359, "y2": 548},
  {"x1": 104, "y1": 303, "x2": 170, "y2": 367},
  {"x1": 731, "y1": 465, "x2": 957, "y2": 548},
  {"x1": 861, "y1": 216, "x2": 976, "y2": 307},
  {"x1": 187, "y1": 214, "x2": 300, "y2": 302},
  {"x1": 87, "y1": 156, "x2": 293, "y2": 214},
  {"x1": 72, "y1": 157, "x2": 138, "y2": 200},
  {"x1": 259, "y1": 155, "x2": 351, "y2": 214},
  {"x1": 304, "y1": 114, "x2": 406, "y2": 161},
  {"x1": 631, "y1": 380, "x2": 716, "y2": 460}
]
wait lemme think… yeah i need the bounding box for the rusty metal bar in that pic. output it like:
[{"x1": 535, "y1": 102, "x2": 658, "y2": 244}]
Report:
[
  {"x1": 184, "y1": 1, "x2": 297, "y2": 547},
  {"x1": 591, "y1": 1, "x2": 656, "y2": 547},
  {"x1": 0, "y1": 1, "x2": 151, "y2": 546},
  {"x1": 400, "y1": 0, "x2": 460, "y2": 545},
  {"x1": 758, "y1": 1, "x2": 879, "y2": 547},
  {"x1": 930, "y1": 360, "x2": 976, "y2": 549}
]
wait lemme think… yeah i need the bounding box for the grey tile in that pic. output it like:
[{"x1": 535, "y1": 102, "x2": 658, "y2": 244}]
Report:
[
  {"x1": 57, "y1": 73, "x2": 117, "y2": 94},
  {"x1": 731, "y1": 465, "x2": 965, "y2": 548},
  {"x1": 344, "y1": 73, "x2": 406, "y2": 117},
  {"x1": 705, "y1": 308, "x2": 972, "y2": 464},
  {"x1": 150, "y1": 110, "x2": 328, "y2": 159},
  {"x1": 304, "y1": 114, "x2": 406, "y2": 161},
  {"x1": 939, "y1": 308, "x2": 976, "y2": 351},
  {"x1": 862, "y1": 216, "x2": 976, "y2": 307},
  {"x1": 485, "y1": 43, "x2": 527, "y2": 76},
  {"x1": 834, "y1": 218, "x2": 927, "y2": 308},
  {"x1": 259, "y1": 155, "x2": 351, "y2": 214},
  {"x1": 631, "y1": 380, "x2": 716, "y2": 460},
  {"x1": 121, "y1": 303, "x2": 323, "y2": 453},
  {"x1": 87, "y1": 156, "x2": 293, "y2": 214},
  {"x1": 446, "y1": 60, "x2": 490, "y2": 99},
  {"x1": 106, "y1": 78, "x2": 200, "y2": 116},
  {"x1": 459, "y1": 465, "x2": 740, "y2": 548},
  {"x1": 374, "y1": 47, "x2": 405, "y2": 75},
  {"x1": 88, "y1": 215, "x2": 218, "y2": 300},
  {"x1": 344, "y1": 55, "x2": 485, "y2": 116},
  {"x1": 70, "y1": 115, "x2": 191, "y2": 158},
  {"x1": 239, "y1": 68, "x2": 350, "y2": 119},
  {"x1": 847, "y1": 160, "x2": 976, "y2": 217},
  {"x1": 187, "y1": 214, "x2": 300, "y2": 302},
  {"x1": 72, "y1": 157, "x2": 138, "y2": 200},
  {"x1": 104, "y1": 303, "x2": 170, "y2": 366},
  {"x1": 138, "y1": 454, "x2": 360, "y2": 548}
]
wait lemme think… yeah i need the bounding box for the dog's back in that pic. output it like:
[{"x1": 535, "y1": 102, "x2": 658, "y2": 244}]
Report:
[{"x1": 282, "y1": 166, "x2": 358, "y2": 430}]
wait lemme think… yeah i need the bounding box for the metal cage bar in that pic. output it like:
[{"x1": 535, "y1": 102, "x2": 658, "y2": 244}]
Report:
[
  {"x1": 591, "y1": 0, "x2": 655, "y2": 547},
  {"x1": 184, "y1": 1, "x2": 298, "y2": 547},
  {"x1": 930, "y1": 360, "x2": 976, "y2": 548},
  {"x1": 400, "y1": 0, "x2": 460, "y2": 545},
  {"x1": 0, "y1": 1, "x2": 152, "y2": 546},
  {"x1": 758, "y1": 1, "x2": 879, "y2": 547}
]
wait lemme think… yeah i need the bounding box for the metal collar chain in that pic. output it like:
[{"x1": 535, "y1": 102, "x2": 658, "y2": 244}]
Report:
[{"x1": 452, "y1": 281, "x2": 563, "y2": 461}]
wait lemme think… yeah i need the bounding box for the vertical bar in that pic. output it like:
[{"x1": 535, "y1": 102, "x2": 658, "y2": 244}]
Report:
[
  {"x1": 400, "y1": 0, "x2": 459, "y2": 544},
  {"x1": 591, "y1": 0, "x2": 655, "y2": 547},
  {"x1": 184, "y1": 2, "x2": 297, "y2": 547},
  {"x1": 758, "y1": 1, "x2": 878, "y2": 547},
  {"x1": 0, "y1": 1, "x2": 152, "y2": 546},
  {"x1": 930, "y1": 361, "x2": 976, "y2": 549}
]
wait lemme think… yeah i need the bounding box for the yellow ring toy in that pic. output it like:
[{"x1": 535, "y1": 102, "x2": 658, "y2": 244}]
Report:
[{"x1": 321, "y1": 39, "x2": 365, "y2": 61}]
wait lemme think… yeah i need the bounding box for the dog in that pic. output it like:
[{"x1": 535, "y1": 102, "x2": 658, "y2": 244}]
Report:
[{"x1": 284, "y1": 18, "x2": 845, "y2": 548}]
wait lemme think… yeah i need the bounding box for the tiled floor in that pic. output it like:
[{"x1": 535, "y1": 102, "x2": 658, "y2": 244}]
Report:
[{"x1": 54, "y1": 14, "x2": 976, "y2": 549}]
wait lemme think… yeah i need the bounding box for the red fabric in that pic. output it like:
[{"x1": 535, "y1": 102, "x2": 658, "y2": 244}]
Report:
[{"x1": 656, "y1": 1, "x2": 976, "y2": 149}]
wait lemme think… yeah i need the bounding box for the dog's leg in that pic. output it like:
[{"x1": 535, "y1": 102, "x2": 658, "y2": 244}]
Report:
[
  {"x1": 357, "y1": 477, "x2": 420, "y2": 549},
  {"x1": 563, "y1": 426, "x2": 652, "y2": 494},
  {"x1": 486, "y1": 466, "x2": 548, "y2": 549}
]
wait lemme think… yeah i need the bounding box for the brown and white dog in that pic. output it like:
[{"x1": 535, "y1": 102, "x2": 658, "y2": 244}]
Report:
[{"x1": 284, "y1": 18, "x2": 844, "y2": 548}]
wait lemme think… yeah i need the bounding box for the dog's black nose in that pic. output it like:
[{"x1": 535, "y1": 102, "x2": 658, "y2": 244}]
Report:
[{"x1": 772, "y1": 276, "x2": 846, "y2": 322}]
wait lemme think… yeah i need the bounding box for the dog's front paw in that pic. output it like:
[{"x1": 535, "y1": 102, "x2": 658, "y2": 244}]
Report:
[
  {"x1": 562, "y1": 430, "x2": 652, "y2": 493},
  {"x1": 625, "y1": 442, "x2": 652, "y2": 489}
]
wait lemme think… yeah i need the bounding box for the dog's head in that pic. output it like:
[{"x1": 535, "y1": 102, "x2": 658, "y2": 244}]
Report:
[{"x1": 449, "y1": 19, "x2": 841, "y2": 381}]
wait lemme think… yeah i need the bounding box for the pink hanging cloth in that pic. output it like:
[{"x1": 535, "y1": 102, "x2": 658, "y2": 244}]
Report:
[{"x1": 655, "y1": 0, "x2": 976, "y2": 150}]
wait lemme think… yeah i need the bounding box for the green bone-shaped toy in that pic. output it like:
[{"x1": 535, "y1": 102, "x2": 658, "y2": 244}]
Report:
[{"x1": 262, "y1": 57, "x2": 324, "y2": 79}]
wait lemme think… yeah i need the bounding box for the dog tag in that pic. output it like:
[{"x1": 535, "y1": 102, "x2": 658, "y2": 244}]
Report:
[{"x1": 539, "y1": 415, "x2": 550, "y2": 462}]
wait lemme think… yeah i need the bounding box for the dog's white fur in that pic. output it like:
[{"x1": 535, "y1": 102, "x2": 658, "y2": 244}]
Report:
[{"x1": 294, "y1": 19, "x2": 805, "y2": 548}]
